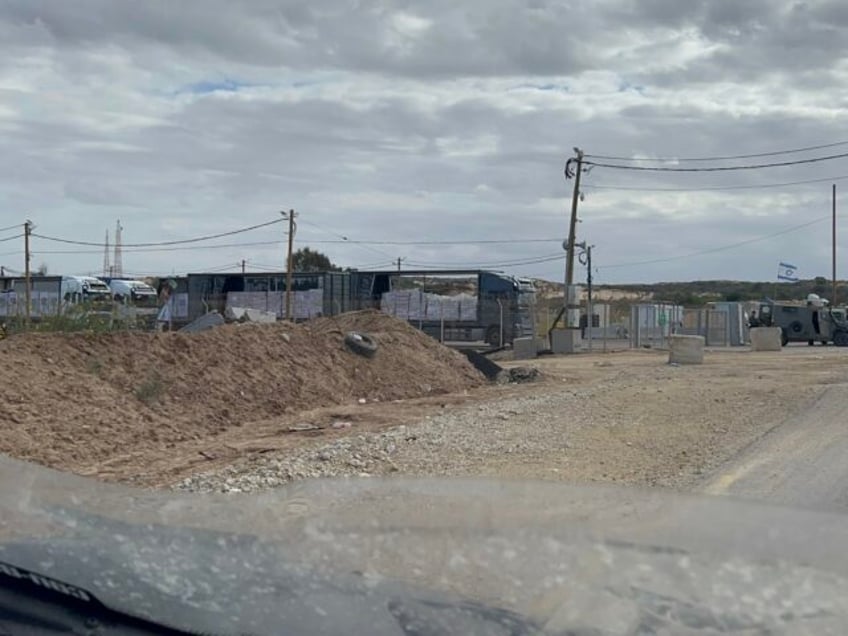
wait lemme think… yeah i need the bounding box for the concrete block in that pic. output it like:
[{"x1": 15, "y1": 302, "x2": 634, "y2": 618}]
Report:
[
  {"x1": 750, "y1": 327, "x2": 782, "y2": 351},
  {"x1": 225, "y1": 306, "x2": 277, "y2": 324},
  {"x1": 668, "y1": 334, "x2": 704, "y2": 365},
  {"x1": 513, "y1": 336, "x2": 537, "y2": 360},
  {"x1": 179, "y1": 311, "x2": 225, "y2": 333},
  {"x1": 551, "y1": 328, "x2": 581, "y2": 354}
]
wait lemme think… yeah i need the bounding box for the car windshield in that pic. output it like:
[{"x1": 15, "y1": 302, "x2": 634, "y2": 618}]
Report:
[{"x1": 1, "y1": 3, "x2": 847, "y2": 635}]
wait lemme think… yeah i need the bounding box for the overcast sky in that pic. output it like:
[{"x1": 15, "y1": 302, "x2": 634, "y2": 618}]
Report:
[{"x1": 1, "y1": 1, "x2": 847, "y2": 284}]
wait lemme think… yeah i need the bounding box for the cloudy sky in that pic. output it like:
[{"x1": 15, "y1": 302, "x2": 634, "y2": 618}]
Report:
[{"x1": 1, "y1": 1, "x2": 847, "y2": 284}]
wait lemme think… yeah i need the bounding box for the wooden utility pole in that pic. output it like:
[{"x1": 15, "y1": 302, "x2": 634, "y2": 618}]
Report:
[
  {"x1": 565, "y1": 149, "x2": 584, "y2": 289},
  {"x1": 284, "y1": 209, "x2": 296, "y2": 321},
  {"x1": 24, "y1": 220, "x2": 32, "y2": 325},
  {"x1": 396, "y1": 256, "x2": 404, "y2": 273},
  {"x1": 241, "y1": 259, "x2": 246, "y2": 274},
  {"x1": 833, "y1": 184, "x2": 838, "y2": 305},
  {"x1": 564, "y1": 148, "x2": 584, "y2": 328}
]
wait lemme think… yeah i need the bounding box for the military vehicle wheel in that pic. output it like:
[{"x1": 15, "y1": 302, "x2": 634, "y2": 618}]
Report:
[
  {"x1": 834, "y1": 331, "x2": 848, "y2": 347},
  {"x1": 789, "y1": 320, "x2": 804, "y2": 334},
  {"x1": 808, "y1": 339, "x2": 815, "y2": 346}
]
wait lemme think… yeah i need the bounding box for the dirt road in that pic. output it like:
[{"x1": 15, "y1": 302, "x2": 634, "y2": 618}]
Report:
[
  {"x1": 179, "y1": 346, "x2": 847, "y2": 494},
  {"x1": 703, "y1": 382, "x2": 848, "y2": 510}
]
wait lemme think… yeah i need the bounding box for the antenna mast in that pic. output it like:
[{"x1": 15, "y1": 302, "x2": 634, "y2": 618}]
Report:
[{"x1": 113, "y1": 220, "x2": 123, "y2": 278}]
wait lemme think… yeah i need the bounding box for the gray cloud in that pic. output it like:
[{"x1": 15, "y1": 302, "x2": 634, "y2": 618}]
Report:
[{"x1": 1, "y1": 1, "x2": 847, "y2": 282}]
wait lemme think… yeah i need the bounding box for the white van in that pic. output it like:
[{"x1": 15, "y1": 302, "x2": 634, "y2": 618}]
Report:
[
  {"x1": 61, "y1": 276, "x2": 112, "y2": 311},
  {"x1": 108, "y1": 279, "x2": 159, "y2": 327},
  {"x1": 108, "y1": 279, "x2": 158, "y2": 308}
]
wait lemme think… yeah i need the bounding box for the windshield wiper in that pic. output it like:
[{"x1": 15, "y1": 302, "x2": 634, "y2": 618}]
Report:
[{"x1": 0, "y1": 559, "x2": 225, "y2": 636}]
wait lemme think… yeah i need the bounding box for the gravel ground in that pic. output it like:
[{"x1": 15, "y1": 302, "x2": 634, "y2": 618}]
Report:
[{"x1": 177, "y1": 348, "x2": 840, "y2": 494}]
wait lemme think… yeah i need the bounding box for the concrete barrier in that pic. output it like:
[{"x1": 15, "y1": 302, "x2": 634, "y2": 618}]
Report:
[
  {"x1": 551, "y1": 329, "x2": 581, "y2": 354},
  {"x1": 513, "y1": 337, "x2": 537, "y2": 360},
  {"x1": 668, "y1": 334, "x2": 705, "y2": 365},
  {"x1": 225, "y1": 306, "x2": 277, "y2": 324},
  {"x1": 750, "y1": 327, "x2": 782, "y2": 351},
  {"x1": 179, "y1": 311, "x2": 225, "y2": 333}
]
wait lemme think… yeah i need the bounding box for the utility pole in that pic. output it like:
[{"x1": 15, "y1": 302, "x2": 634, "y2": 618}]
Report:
[
  {"x1": 586, "y1": 244, "x2": 593, "y2": 353},
  {"x1": 241, "y1": 259, "x2": 246, "y2": 274},
  {"x1": 576, "y1": 241, "x2": 594, "y2": 352},
  {"x1": 396, "y1": 256, "x2": 405, "y2": 273},
  {"x1": 562, "y1": 147, "x2": 585, "y2": 335},
  {"x1": 283, "y1": 209, "x2": 297, "y2": 321},
  {"x1": 24, "y1": 220, "x2": 32, "y2": 326},
  {"x1": 833, "y1": 184, "x2": 838, "y2": 306},
  {"x1": 565, "y1": 149, "x2": 584, "y2": 291}
]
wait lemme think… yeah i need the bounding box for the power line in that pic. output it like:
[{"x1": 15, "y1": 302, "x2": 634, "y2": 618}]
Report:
[
  {"x1": 0, "y1": 223, "x2": 23, "y2": 235},
  {"x1": 598, "y1": 215, "x2": 829, "y2": 270},
  {"x1": 298, "y1": 218, "x2": 396, "y2": 260},
  {"x1": 584, "y1": 174, "x2": 848, "y2": 193},
  {"x1": 582, "y1": 151, "x2": 848, "y2": 173},
  {"x1": 31, "y1": 218, "x2": 284, "y2": 248},
  {"x1": 307, "y1": 238, "x2": 563, "y2": 246},
  {"x1": 405, "y1": 253, "x2": 564, "y2": 268},
  {"x1": 0, "y1": 233, "x2": 23, "y2": 244},
  {"x1": 33, "y1": 239, "x2": 285, "y2": 256},
  {"x1": 585, "y1": 139, "x2": 848, "y2": 163}
]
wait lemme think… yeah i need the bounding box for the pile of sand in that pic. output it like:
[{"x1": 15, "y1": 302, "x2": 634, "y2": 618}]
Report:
[{"x1": 0, "y1": 311, "x2": 484, "y2": 474}]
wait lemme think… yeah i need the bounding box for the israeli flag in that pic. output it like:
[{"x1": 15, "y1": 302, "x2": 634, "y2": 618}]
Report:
[{"x1": 778, "y1": 262, "x2": 799, "y2": 282}]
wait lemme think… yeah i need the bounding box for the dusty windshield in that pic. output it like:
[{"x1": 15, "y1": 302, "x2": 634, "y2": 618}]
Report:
[{"x1": 2, "y1": 2, "x2": 848, "y2": 634}]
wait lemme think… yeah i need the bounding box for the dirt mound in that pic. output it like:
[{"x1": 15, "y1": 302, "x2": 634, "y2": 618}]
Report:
[{"x1": 0, "y1": 311, "x2": 484, "y2": 475}]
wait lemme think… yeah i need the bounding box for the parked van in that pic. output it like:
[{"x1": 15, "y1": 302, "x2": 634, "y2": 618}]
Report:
[
  {"x1": 61, "y1": 276, "x2": 112, "y2": 314},
  {"x1": 107, "y1": 279, "x2": 159, "y2": 328}
]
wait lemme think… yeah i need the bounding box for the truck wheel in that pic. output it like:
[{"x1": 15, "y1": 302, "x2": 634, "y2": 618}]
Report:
[
  {"x1": 485, "y1": 325, "x2": 502, "y2": 348},
  {"x1": 344, "y1": 331, "x2": 378, "y2": 358},
  {"x1": 789, "y1": 321, "x2": 804, "y2": 334},
  {"x1": 834, "y1": 331, "x2": 848, "y2": 347}
]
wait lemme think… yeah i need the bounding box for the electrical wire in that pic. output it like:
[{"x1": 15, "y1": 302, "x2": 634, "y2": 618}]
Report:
[
  {"x1": 306, "y1": 238, "x2": 563, "y2": 246},
  {"x1": 0, "y1": 233, "x2": 24, "y2": 244},
  {"x1": 0, "y1": 223, "x2": 23, "y2": 235},
  {"x1": 31, "y1": 218, "x2": 284, "y2": 248},
  {"x1": 585, "y1": 139, "x2": 848, "y2": 163},
  {"x1": 598, "y1": 215, "x2": 829, "y2": 270},
  {"x1": 298, "y1": 218, "x2": 396, "y2": 260},
  {"x1": 583, "y1": 174, "x2": 848, "y2": 192},
  {"x1": 581, "y1": 151, "x2": 848, "y2": 173},
  {"x1": 33, "y1": 239, "x2": 285, "y2": 256},
  {"x1": 405, "y1": 253, "x2": 564, "y2": 269}
]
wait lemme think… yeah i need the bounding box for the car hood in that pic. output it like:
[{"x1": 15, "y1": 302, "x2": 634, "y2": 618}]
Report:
[{"x1": 2, "y1": 455, "x2": 848, "y2": 635}]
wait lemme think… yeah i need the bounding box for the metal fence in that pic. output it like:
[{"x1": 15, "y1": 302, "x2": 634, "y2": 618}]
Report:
[{"x1": 534, "y1": 298, "x2": 752, "y2": 352}]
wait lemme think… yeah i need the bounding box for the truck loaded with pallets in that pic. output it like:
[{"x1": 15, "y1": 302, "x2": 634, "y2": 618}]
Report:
[
  {"x1": 757, "y1": 298, "x2": 848, "y2": 346},
  {"x1": 351, "y1": 269, "x2": 536, "y2": 348},
  {"x1": 169, "y1": 269, "x2": 536, "y2": 347}
]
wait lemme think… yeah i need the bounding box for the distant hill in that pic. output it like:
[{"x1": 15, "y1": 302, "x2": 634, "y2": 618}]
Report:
[
  {"x1": 535, "y1": 277, "x2": 844, "y2": 304},
  {"x1": 532, "y1": 277, "x2": 846, "y2": 321}
]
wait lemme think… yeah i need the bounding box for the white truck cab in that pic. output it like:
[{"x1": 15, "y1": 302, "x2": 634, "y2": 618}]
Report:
[
  {"x1": 61, "y1": 276, "x2": 112, "y2": 304},
  {"x1": 108, "y1": 279, "x2": 158, "y2": 307}
]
